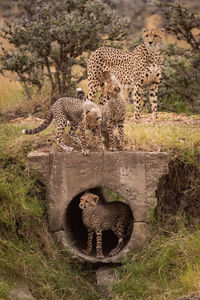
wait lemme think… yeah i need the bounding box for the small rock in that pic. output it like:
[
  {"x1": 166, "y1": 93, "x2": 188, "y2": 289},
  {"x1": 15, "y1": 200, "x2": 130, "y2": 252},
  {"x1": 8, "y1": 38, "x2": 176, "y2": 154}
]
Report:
[
  {"x1": 96, "y1": 266, "x2": 117, "y2": 294},
  {"x1": 9, "y1": 281, "x2": 35, "y2": 300},
  {"x1": 53, "y1": 230, "x2": 68, "y2": 248}
]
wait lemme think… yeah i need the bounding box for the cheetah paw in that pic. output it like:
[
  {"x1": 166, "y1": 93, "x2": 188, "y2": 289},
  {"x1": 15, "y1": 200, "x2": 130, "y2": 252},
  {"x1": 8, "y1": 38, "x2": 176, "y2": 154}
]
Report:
[
  {"x1": 100, "y1": 144, "x2": 106, "y2": 152},
  {"x1": 109, "y1": 249, "x2": 119, "y2": 257},
  {"x1": 109, "y1": 146, "x2": 117, "y2": 152},
  {"x1": 96, "y1": 254, "x2": 104, "y2": 259},
  {"x1": 83, "y1": 249, "x2": 91, "y2": 255},
  {"x1": 82, "y1": 149, "x2": 89, "y2": 156},
  {"x1": 60, "y1": 145, "x2": 74, "y2": 152}
]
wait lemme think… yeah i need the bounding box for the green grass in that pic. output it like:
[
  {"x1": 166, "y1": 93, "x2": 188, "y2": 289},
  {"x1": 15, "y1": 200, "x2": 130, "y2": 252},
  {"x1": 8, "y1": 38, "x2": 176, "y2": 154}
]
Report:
[
  {"x1": 124, "y1": 118, "x2": 200, "y2": 166},
  {"x1": 0, "y1": 92, "x2": 200, "y2": 299},
  {"x1": 112, "y1": 227, "x2": 200, "y2": 300},
  {"x1": 0, "y1": 238, "x2": 98, "y2": 299},
  {"x1": 0, "y1": 125, "x2": 100, "y2": 299}
]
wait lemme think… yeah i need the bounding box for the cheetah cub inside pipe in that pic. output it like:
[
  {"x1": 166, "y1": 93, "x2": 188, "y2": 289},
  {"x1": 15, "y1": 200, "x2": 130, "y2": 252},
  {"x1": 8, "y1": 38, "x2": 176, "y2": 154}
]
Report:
[{"x1": 79, "y1": 192, "x2": 132, "y2": 259}]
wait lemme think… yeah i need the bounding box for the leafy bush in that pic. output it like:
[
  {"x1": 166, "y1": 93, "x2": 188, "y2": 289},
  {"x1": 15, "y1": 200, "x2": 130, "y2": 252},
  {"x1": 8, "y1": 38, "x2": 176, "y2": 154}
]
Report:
[
  {"x1": 151, "y1": 0, "x2": 200, "y2": 113},
  {"x1": 0, "y1": 0, "x2": 129, "y2": 101}
]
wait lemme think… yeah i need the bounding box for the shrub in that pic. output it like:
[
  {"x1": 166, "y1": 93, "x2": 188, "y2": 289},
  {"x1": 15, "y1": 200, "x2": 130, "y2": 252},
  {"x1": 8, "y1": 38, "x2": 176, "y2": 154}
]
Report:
[{"x1": 0, "y1": 0, "x2": 129, "y2": 101}]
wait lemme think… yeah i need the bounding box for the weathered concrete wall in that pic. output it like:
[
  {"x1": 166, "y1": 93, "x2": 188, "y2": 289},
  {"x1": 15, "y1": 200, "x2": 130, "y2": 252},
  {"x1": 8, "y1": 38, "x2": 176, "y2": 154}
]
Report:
[{"x1": 28, "y1": 150, "x2": 168, "y2": 262}]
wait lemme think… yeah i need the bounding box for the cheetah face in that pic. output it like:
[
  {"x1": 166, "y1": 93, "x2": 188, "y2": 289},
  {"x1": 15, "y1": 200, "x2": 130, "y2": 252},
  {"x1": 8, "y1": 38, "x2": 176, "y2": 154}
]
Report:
[
  {"x1": 85, "y1": 109, "x2": 102, "y2": 131},
  {"x1": 102, "y1": 82, "x2": 121, "y2": 101},
  {"x1": 142, "y1": 28, "x2": 165, "y2": 50},
  {"x1": 79, "y1": 193, "x2": 99, "y2": 209}
]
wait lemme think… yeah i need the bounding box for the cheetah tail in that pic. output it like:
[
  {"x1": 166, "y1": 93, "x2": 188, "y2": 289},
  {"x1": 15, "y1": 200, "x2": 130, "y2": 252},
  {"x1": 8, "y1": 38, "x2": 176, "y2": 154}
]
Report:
[{"x1": 22, "y1": 111, "x2": 53, "y2": 135}]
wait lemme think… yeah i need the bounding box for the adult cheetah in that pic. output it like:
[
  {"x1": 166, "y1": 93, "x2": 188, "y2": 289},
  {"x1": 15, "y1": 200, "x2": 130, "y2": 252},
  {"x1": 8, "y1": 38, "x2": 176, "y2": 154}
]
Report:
[{"x1": 87, "y1": 28, "x2": 165, "y2": 121}]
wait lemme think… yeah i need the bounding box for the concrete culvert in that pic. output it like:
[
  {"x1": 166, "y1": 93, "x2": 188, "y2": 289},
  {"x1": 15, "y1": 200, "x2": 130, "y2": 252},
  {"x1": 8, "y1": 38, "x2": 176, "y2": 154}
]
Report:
[
  {"x1": 64, "y1": 187, "x2": 134, "y2": 263},
  {"x1": 27, "y1": 151, "x2": 169, "y2": 263}
]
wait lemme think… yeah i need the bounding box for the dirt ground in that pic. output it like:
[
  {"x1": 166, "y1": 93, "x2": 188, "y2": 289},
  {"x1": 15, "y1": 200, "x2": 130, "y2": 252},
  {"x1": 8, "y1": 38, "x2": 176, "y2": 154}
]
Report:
[
  {"x1": 8, "y1": 111, "x2": 200, "y2": 153},
  {"x1": 11, "y1": 111, "x2": 200, "y2": 127}
]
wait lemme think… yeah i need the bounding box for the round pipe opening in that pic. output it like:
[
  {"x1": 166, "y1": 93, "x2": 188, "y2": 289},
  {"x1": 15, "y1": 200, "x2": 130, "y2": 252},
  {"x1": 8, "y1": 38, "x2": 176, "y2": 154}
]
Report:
[{"x1": 64, "y1": 187, "x2": 134, "y2": 261}]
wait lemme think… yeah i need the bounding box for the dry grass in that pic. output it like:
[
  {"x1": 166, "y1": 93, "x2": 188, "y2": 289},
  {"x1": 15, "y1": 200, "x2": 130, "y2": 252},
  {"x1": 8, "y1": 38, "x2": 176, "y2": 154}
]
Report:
[
  {"x1": 124, "y1": 112, "x2": 200, "y2": 164},
  {"x1": 0, "y1": 74, "x2": 23, "y2": 112},
  {"x1": 1, "y1": 110, "x2": 199, "y2": 172}
]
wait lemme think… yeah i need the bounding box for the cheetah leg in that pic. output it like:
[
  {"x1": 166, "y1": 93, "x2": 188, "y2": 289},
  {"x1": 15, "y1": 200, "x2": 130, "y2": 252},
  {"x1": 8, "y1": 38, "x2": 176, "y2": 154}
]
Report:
[
  {"x1": 55, "y1": 115, "x2": 73, "y2": 152},
  {"x1": 96, "y1": 229, "x2": 104, "y2": 259},
  {"x1": 148, "y1": 82, "x2": 159, "y2": 122},
  {"x1": 109, "y1": 222, "x2": 125, "y2": 256},
  {"x1": 78, "y1": 120, "x2": 89, "y2": 155},
  {"x1": 133, "y1": 85, "x2": 142, "y2": 121},
  {"x1": 118, "y1": 121, "x2": 125, "y2": 150},
  {"x1": 107, "y1": 120, "x2": 116, "y2": 151},
  {"x1": 99, "y1": 81, "x2": 107, "y2": 105},
  {"x1": 69, "y1": 125, "x2": 81, "y2": 145},
  {"x1": 127, "y1": 88, "x2": 133, "y2": 104},
  {"x1": 88, "y1": 79, "x2": 99, "y2": 103},
  {"x1": 96, "y1": 127, "x2": 105, "y2": 151},
  {"x1": 83, "y1": 228, "x2": 94, "y2": 255}
]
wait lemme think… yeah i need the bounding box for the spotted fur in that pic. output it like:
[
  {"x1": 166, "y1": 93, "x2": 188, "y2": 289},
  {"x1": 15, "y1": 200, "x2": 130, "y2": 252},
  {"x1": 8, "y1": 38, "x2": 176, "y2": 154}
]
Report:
[
  {"x1": 100, "y1": 79, "x2": 126, "y2": 151},
  {"x1": 79, "y1": 192, "x2": 132, "y2": 259},
  {"x1": 87, "y1": 28, "x2": 165, "y2": 121},
  {"x1": 22, "y1": 97, "x2": 102, "y2": 155}
]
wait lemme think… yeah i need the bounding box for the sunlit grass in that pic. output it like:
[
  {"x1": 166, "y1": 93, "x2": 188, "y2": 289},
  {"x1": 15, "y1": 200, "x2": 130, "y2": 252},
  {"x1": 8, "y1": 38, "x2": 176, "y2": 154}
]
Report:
[
  {"x1": 124, "y1": 116, "x2": 200, "y2": 165},
  {"x1": 0, "y1": 74, "x2": 23, "y2": 112}
]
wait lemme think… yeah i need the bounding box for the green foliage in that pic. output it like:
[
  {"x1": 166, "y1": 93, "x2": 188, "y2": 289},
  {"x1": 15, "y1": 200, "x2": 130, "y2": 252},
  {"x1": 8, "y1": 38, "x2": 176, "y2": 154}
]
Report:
[
  {"x1": 0, "y1": 0, "x2": 129, "y2": 100},
  {"x1": 150, "y1": 0, "x2": 200, "y2": 113},
  {"x1": 159, "y1": 44, "x2": 200, "y2": 113},
  {"x1": 103, "y1": 188, "x2": 124, "y2": 202}
]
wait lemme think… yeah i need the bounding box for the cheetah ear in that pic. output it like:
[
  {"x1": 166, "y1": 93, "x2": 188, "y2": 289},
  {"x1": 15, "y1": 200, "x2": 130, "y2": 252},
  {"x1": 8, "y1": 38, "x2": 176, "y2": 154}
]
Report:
[
  {"x1": 142, "y1": 28, "x2": 147, "y2": 33},
  {"x1": 160, "y1": 28, "x2": 165, "y2": 33},
  {"x1": 93, "y1": 195, "x2": 99, "y2": 203}
]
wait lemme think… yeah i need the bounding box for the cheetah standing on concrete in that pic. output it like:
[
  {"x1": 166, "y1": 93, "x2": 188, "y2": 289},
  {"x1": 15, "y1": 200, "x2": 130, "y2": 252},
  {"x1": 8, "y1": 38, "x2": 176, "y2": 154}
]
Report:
[
  {"x1": 87, "y1": 28, "x2": 165, "y2": 122},
  {"x1": 100, "y1": 78, "x2": 126, "y2": 151},
  {"x1": 22, "y1": 97, "x2": 102, "y2": 155},
  {"x1": 79, "y1": 192, "x2": 132, "y2": 259}
]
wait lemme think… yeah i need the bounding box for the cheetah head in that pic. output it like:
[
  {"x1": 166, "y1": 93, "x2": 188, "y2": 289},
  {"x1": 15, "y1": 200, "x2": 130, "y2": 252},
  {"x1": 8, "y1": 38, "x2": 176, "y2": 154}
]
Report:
[
  {"x1": 85, "y1": 108, "x2": 102, "y2": 131},
  {"x1": 79, "y1": 193, "x2": 100, "y2": 209},
  {"x1": 105, "y1": 82, "x2": 121, "y2": 99},
  {"x1": 142, "y1": 28, "x2": 165, "y2": 50},
  {"x1": 101, "y1": 81, "x2": 121, "y2": 102}
]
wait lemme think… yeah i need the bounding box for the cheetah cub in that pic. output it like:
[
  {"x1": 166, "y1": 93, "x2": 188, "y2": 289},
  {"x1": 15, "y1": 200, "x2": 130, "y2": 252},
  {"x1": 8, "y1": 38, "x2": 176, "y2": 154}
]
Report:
[
  {"x1": 79, "y1": 192, "x2": 132, "y2": 259},
  {"x1": 100, "y1": 79, "x2": 126, "y2": 151},
  {"x1": 22, "y1": 97, "x2": 102, "y2": 155}
]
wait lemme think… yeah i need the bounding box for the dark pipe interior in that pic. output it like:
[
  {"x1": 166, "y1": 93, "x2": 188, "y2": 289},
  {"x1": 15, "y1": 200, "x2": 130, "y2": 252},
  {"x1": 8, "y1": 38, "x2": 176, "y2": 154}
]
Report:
[{"x1": 64, "y1": 187, "x2": 134, "y2": 258}]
